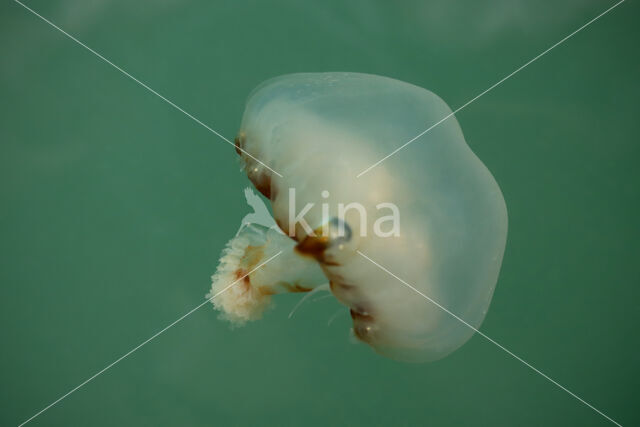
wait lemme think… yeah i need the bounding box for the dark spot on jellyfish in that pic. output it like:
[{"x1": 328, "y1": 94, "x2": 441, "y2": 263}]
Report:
[
  {"x1": 330, "y1": 280, "x2": 355, "y2": 291},
  {"x1": 327, "y1": 217, "x2": 352, "y2": 243},
  {"x1": 353, "y1": 304, "x2": 371, "y2": 316},
  {"x1": 234, "y1": 269, "x2": 251, "y2": 293},
  {"x1": 331, "y1": 273, "x2": 345, "y2": 281},
  {"x1": 353, "y1": 324, "x2": 374, "y2": 342},
  {"x1": 250, "y1": 172, "x2": 272, "y2": 199},
  {"x1": 295, "y1": 234, "x2": 329, "y2": 260},
  {"x1": 234, "y1": 268, "x2": 246, "y2": 280},
  {"x1": 350, "y1": 309, "x2": 376, "y2": 343},
  {"x1": 234, "y1": 133, "x2": 245, "y2": 155},
  {"x1": 295, "y1": 223, "x2": 346, "y2": 265}
]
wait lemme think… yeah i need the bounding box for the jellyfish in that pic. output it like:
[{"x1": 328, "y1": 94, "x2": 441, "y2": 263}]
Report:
[{"x1": 208, "y1": 72, "x2": 508, "y2": 362}]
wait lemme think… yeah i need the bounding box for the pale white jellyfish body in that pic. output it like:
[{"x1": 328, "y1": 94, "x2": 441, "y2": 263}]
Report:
[{"x1": 211, "y1": 72, "x2": 508, "y2": 362}]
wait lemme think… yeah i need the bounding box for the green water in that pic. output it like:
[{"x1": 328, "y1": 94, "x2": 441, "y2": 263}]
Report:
[{"x1": 1, "y1": 1, "x2": 638, "y2": 425}]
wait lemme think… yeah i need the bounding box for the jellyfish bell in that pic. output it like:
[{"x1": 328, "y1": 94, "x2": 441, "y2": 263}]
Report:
[{"x1": 210, "y1": 72, "x2": 508, "y2": 363}]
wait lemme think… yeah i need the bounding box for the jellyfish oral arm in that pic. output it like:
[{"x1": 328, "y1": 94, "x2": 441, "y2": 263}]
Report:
[{"x1": 209, "y1": 224, "x2": 328, "y2": 325}]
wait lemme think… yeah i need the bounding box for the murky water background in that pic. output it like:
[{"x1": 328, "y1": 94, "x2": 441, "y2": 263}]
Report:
[{"x1": 1, "y1": 1, "x2": 637, "y2": 425}]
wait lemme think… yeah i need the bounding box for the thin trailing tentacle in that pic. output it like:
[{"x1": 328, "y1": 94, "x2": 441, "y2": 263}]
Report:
[
  {"x1": 288, "y1": 283, "x2": 330, "y2": 319},
  {"x1": 328, "y1": 309, "x2": 346, "y2": 326}
]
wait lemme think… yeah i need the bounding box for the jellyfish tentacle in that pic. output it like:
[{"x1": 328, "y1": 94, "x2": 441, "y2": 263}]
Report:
[
  {"x1": 288, "y1": 283, "x2": 330, "y2": 319},
  {"x1": 327, "y1": 309, "x2": 346, "y2": 326}
]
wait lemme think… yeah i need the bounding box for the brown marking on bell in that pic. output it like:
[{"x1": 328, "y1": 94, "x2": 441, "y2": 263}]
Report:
[
  {"x1": 234, "y1": 132, "x2": 245, "y2": 156},
  {"x1": 350, "y1": 309, "x2": 376, "y2": 343},
  {"x1": 250, "y1": 172, "x2": 272, "y2": 199},
  {"x1": 331, "y1": 273, "x2": 345, "y2": 281},
  {"x1": 352, "y1": 303, "x2": 371, "y2": 316},
  {"x1": 294, "y1": 224, "x2": 343, "y2": 265},
  {"x1": 295, "y1": 234, "x2": 329, "y2": 262},
  {"x1": 350, "y1": 307, "x2": 373, "y2": 320},
  {"x1": 330, "y1": 280, "x2": 354, "y2": 291}
]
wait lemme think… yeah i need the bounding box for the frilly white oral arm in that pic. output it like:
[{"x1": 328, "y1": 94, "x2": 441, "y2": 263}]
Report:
[{"x1": 209, "y1": 223, "x2": 327, "y2": 325}]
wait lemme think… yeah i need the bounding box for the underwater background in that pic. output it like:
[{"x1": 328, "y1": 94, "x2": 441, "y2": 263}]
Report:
[{"x1": 1, "y1": 0, "x2": 638, "y2": 425}]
